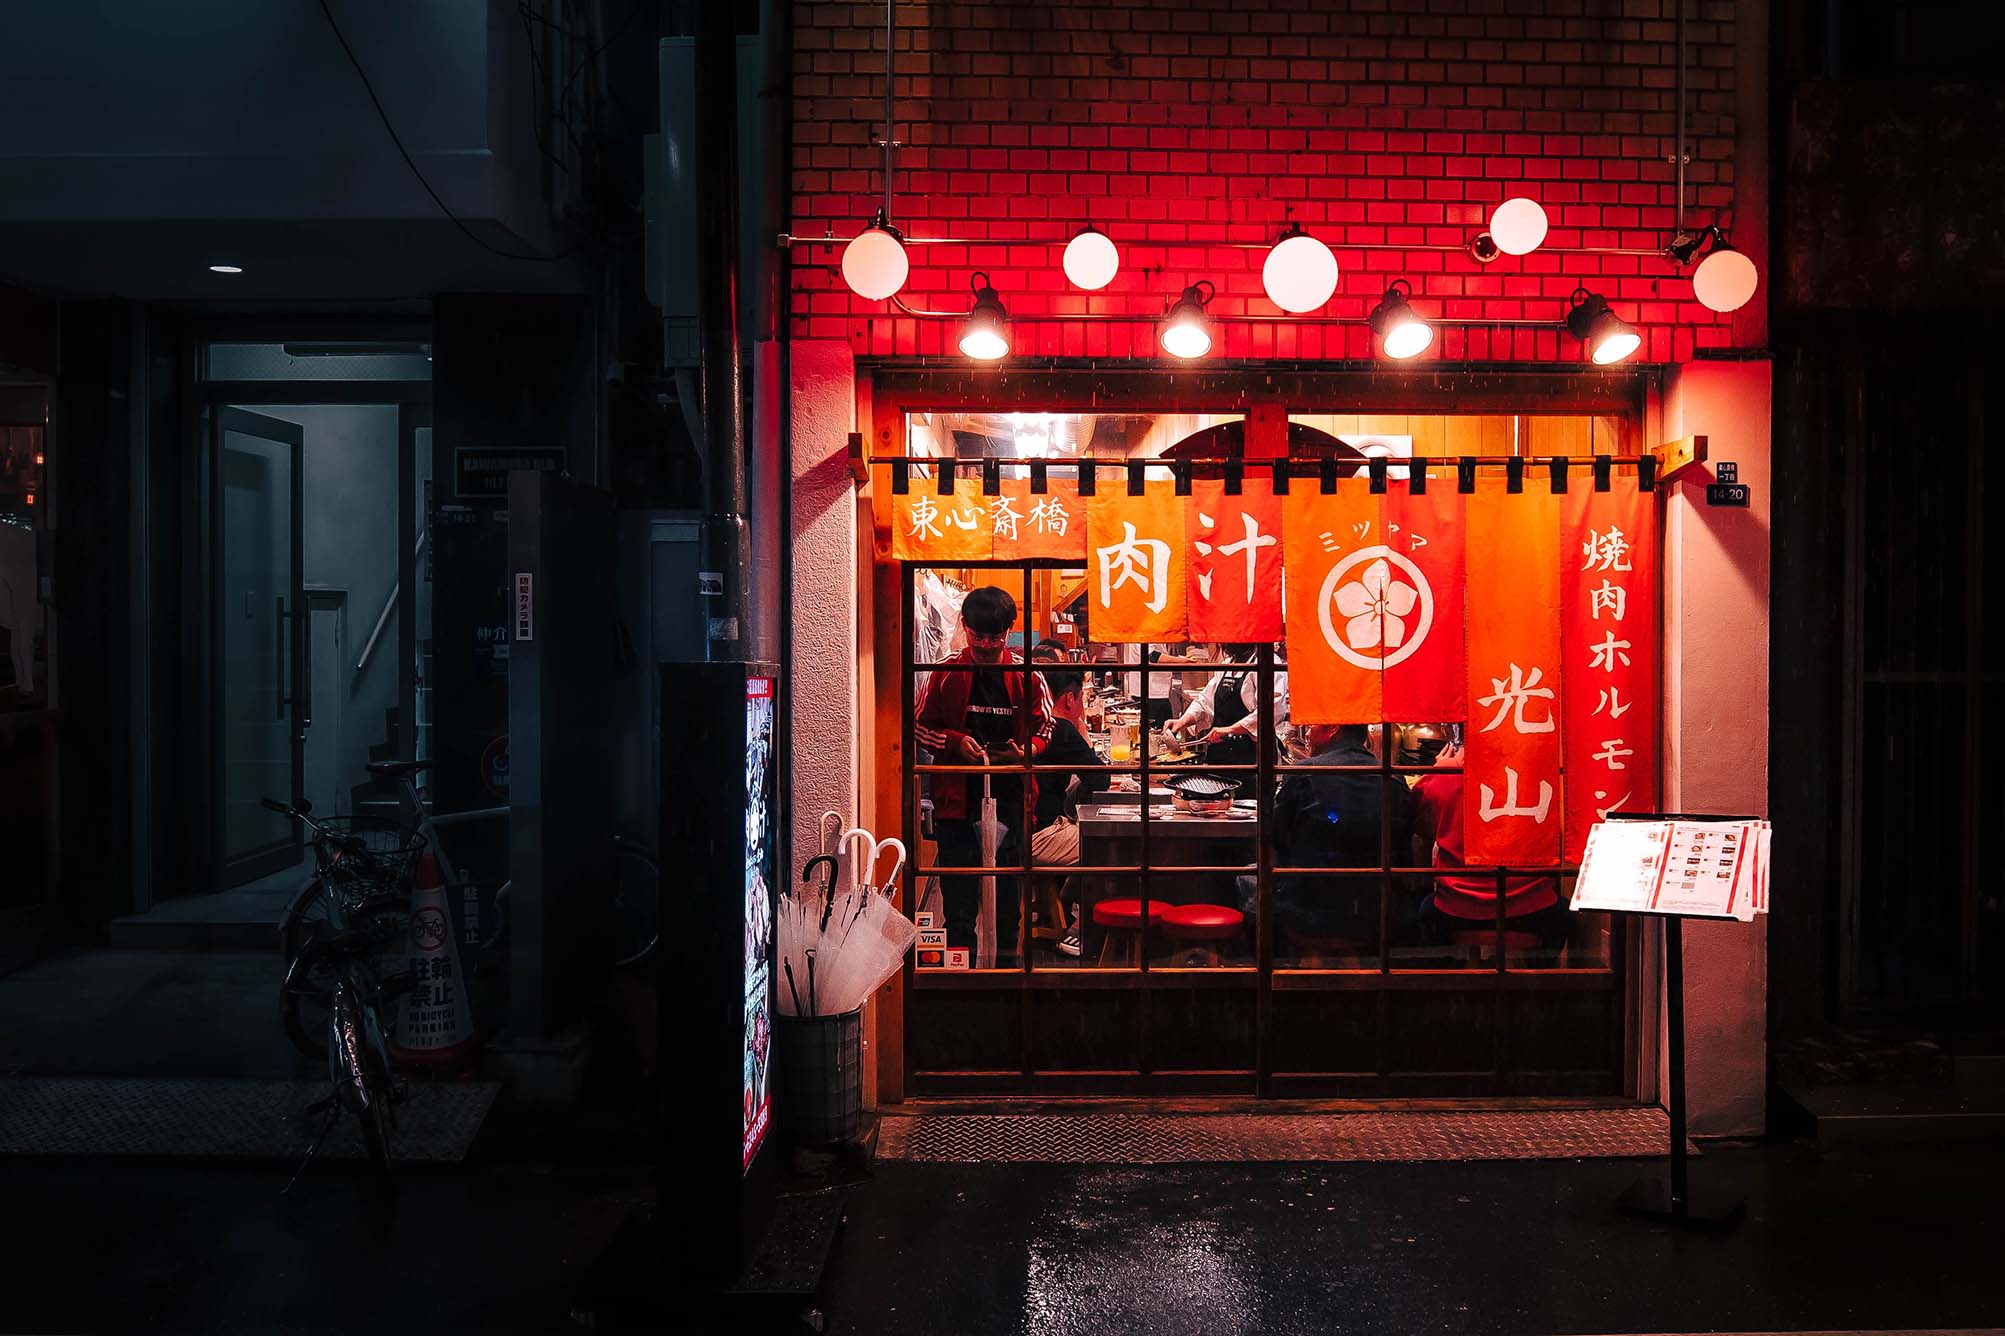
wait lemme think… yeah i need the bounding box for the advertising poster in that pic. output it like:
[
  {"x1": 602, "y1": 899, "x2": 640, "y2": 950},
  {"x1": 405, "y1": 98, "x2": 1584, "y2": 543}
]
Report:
[{"x1": 742, "y1": 676, "x2": 776, "y2": 1171}]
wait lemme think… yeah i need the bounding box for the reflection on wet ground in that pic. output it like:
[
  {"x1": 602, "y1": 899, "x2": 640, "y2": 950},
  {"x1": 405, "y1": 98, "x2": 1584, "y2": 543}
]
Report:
[{"x1": 819, "y1": 1146, "x2": 2005, "y2": 1335}]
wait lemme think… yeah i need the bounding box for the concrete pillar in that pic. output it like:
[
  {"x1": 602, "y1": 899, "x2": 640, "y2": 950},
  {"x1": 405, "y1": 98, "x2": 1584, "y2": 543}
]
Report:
[
  {"x1": 787, "y1": 340, "x2": 860, "y2": 866},
  {"x1": 1661, "y1": 358, "x2": 1772, "y2": 1137}
]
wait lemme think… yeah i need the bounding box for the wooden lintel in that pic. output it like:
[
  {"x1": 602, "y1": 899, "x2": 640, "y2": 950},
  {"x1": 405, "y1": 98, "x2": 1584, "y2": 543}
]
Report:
[
  {"x1": 1652, "y1": 433, "x2": 1708, "y2": 482},
  {"x1": 847, "y1": 430, "x2": 868, "y2": 484}
]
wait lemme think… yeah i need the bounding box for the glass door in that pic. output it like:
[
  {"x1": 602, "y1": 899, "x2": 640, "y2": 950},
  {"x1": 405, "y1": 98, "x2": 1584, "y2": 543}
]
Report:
[{"x1": 216, "y1": 407, "x2": 305, "y2": 885}]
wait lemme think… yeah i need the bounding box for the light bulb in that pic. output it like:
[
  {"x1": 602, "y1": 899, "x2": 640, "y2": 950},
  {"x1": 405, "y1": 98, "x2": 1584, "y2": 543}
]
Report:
[
  {"x1": 841, "y1": 225, "x2": 908, "y2": 301},
  {"x1": 1490, "y1": 197, "x2": 1549, "y2": 256},
  {"x1": 1692, "y1": 246, "x2": 1758, "y2": 313},
  {"x1": 1261, "y1": 230, "x2": 1338, "y2": 312},
  {"x1": 1062, "y1": 227, "x2": 1119, "y2": 290}
]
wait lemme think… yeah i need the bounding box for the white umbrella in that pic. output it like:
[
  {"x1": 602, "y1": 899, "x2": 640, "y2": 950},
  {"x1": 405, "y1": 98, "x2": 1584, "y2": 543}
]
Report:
[{"x1": 975, "y1": 775, "x2": 1003, "y2": 968}]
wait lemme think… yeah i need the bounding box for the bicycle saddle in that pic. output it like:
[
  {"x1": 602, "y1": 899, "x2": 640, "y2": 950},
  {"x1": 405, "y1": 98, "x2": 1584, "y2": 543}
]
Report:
[{"x1": 364, "y1": 759, "x2": 432, "y2": 778}]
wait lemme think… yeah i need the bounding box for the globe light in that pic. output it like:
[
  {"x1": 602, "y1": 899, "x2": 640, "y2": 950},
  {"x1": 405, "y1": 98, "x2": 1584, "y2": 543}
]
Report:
[
  {"x1": 1062, "y1": 226, "x2": 1119, "y2": 290},
  {"x1": 1367, "y1": 282, "x2": 1434, "y2": 360},
  {"x1": 1566, "y1": 289, "x2": 1641, "y2": 365},
  {"x1": 1490, "y1": 197, "x2": 1549, "y2": 256},
  {"x1": 841, "y1": 215, "x2": 909, "y2": 301},
  {"x1": 1692, "y1": 244, "x2": 1759, "y2": 313},
  {"x1": 1261, "y1": 226, "x2": 1338, "y2": 312},
  {"x1": 1159, "y1": 283, "x2": 1214, "y2": 359},
  {"x1": 958, "y1": 274, "x2": 1010, "y2": 361}
]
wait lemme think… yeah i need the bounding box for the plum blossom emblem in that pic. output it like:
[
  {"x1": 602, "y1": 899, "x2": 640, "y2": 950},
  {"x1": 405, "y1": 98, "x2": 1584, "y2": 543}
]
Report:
[
  {"x1": 1315, "y1": 545, "x2": 1435, "y2": 671},
  {"x1": 1332, "y1": 557, "x2": 1419, "y2": 651}
]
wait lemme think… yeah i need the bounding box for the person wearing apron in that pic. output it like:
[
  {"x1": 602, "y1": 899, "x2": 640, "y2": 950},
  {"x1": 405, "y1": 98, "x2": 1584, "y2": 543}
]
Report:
[{"x1": 1164, "y1": 648, "x2": 1265, "y2": 765}]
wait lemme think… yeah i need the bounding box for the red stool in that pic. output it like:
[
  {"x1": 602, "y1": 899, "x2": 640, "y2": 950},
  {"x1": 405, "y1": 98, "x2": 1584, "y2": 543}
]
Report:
[
  {"x1": 1092, "y1": 898, "x2": 1158, "y2": 967},
  {"x1": 1158, "y1": 904, "x2": 1244, "y2": 966},
  {"x1": 1449, "y1": 927, "x2": 1547, "y2": 964}
]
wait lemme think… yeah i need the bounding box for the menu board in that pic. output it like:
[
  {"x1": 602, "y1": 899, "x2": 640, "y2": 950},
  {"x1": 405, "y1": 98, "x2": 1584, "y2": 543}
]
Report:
[
  {"x1": 742, "y1": 676, "x2": 776, "y2": 1171},
  {"x1": 1571, "y1": 817, "x2": 1770, "y2": 921}
]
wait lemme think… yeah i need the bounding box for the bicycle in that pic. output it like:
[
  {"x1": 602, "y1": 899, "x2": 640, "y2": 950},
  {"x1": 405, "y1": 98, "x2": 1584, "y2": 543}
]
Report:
[{"x1": 267, "y1": 795, "x2": 416, "y2": 1186}]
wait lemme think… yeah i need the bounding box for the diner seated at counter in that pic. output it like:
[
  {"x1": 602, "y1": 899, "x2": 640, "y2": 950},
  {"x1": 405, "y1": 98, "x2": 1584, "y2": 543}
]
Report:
[{"x1": 1237, "y1": 723, "x2": 1414, "y2": 954}]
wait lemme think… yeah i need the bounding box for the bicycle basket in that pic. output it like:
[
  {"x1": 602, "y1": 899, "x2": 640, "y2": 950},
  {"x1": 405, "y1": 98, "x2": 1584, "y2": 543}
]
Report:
[{"x1": 313, "y1": 815, "x2": 427, "y2": 885}]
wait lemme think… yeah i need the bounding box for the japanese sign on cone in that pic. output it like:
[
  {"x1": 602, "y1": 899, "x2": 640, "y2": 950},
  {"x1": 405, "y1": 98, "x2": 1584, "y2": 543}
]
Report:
[{"x1": 391, "y1": 852, "x2": 478, "y2": 1069}]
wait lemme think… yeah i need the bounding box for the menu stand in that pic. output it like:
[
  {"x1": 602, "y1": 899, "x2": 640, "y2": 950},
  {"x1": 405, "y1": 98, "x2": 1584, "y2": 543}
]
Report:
[{"x1": 1602, "y1": 811, "x2": 1751, "y2": 1232}]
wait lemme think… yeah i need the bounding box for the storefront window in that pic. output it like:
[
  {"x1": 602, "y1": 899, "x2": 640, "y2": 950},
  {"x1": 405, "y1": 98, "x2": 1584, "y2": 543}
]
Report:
[{"x1": 885, "y1": 406, "x2": 1643, "y2": 1094}]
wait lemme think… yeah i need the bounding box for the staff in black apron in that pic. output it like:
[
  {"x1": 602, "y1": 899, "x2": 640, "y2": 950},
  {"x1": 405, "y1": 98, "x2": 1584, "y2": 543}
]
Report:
[{"x1": 1165, "y1": 648, "x2": 1262, "y2": 766}]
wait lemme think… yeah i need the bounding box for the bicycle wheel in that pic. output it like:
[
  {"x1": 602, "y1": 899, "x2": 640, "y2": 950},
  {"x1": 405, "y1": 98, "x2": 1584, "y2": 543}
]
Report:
[
  {"x1": 279, "y1": 880, "x2": 336, "y2": 1060},
  {"x1": 360, "y1": 1069, "x2": 395, "y2": 1186}
]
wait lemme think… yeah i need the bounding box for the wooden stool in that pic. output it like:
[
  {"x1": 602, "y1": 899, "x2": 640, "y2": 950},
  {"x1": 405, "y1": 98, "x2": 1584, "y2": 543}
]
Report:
[
  {"x1": 1450, "y1": 927, "x2": 1547, "y2": 965},
  {"x1": 1158, "y1": 904, "x2": 1244, "y2": 967},
  {"x1": 1092, "y1": 898, "x2": 1157, "y2": 967}
]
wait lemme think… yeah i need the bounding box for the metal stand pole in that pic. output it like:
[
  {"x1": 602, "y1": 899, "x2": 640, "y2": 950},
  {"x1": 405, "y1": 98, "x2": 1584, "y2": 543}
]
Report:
[{"x1": 1617, "y1": 915, "x2": 1744, "y2": 1229}]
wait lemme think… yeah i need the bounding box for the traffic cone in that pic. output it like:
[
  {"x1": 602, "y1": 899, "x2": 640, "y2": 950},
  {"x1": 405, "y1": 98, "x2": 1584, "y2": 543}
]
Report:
[{"x1": 390, "y1": 852, "x2": 479, "y2": 1071}]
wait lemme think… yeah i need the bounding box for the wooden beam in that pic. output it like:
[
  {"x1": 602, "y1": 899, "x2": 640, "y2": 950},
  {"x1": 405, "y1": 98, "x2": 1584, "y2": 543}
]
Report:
[
  {"x1": 847, "y1": 430, "x2": 867, "y2": 484},
  {"x1": 1652, "y1": 432, "x2": 1708, "y2": 482}
]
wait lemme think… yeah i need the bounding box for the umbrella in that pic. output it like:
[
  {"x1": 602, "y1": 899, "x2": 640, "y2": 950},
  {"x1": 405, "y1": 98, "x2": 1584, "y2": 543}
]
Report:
[
  {"x1": 975, "y1": 774, "x2": 1003, "y2": 968},
  {"x1": 816, "y1": 885, "x2": 918, "y2": 1014},
  {"x1": 777, "y1": 843, "x2": 915, "y2": 1016}
]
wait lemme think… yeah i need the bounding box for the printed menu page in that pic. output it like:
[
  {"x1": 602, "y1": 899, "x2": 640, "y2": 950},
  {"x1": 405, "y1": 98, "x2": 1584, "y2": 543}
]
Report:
[{"x1": 1571, "y1": 818, "x2": 1771, "y2": 921}]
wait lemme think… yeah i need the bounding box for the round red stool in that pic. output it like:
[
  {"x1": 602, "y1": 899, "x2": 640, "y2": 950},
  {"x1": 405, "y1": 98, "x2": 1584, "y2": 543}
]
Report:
[
  {"x1": 1091, "y1": 898, "x2": 1155, "y2": 967},
  {"x1": 1159, "y1": 904, "x2": 1245, "y2": 967}
]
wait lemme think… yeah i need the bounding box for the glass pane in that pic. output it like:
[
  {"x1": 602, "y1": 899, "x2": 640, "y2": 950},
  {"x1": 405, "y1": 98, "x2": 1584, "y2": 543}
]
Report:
[
  {"x1": 0, "y1": 422, "x2": 44, "y2": 704},
  {"x1": 220, "y1": 422, "x2": 293, "y2": 862},
  {"x1": 206, "y1": 341, "x2": 432, "y2": 382}
]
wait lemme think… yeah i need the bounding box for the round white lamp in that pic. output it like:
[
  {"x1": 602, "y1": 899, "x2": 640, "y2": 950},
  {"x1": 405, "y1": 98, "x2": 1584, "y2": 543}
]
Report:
[
  {"x1": 1261, "y1": 226, "x2": 1339, "y2": 312},
  {"x1": 1062, "y1": 226, "x2": 1120, "y2": 290},
  {"x1": 1490, "y1": 197, "x2": 1549, "y2": 256}
]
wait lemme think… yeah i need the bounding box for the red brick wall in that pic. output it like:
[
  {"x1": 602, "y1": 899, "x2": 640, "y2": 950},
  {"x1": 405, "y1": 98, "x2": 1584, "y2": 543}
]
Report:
[{"x1": 791, "y1": 0, "x2": 1747, "y2": 364}]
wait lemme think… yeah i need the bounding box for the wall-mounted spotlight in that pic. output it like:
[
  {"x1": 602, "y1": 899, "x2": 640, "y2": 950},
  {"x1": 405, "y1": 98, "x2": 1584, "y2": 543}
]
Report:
[
  {"x1": 1489, "y1": 197, "x2": 1549, "y2": 256},
  {"x1": 1062, "y1": 225, "x2": 1119, "y2": 290},
  {"x1": 841, "y1": 208, "x2": 909, "y2": 301},
  {"x1": 1667, "y1": 224, "x2": 1759, "y2": 314},
  {"x1": 1159, "y1": 282, "x2": 1215, "y2": 359},
  {"x1": 1261, "y1": 223, "x2": 1338, "y2": 312},
  {"x1": 1367, "y1": 280, "x2": 1434, "y2": 360},
  {"x1": 1565, "y1": 288, "x2": 1641, "y2": 364},
  {"x1": 958, "y1": 272, "x2": 1010, "y2": 361}
]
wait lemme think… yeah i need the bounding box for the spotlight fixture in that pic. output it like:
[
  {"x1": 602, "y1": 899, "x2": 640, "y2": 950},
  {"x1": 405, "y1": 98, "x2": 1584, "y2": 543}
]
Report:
[
  {"x1": 1261, "y1": 223, "x2": 1338, "y2": 313},
  {"x1": 1667, "y1": 225, "x2": 1759, "y2": 314},
  {"x1": 1489, "y1": 197, "x2": 1549, "y2": 256},
  {"x1": 957, "y1": 272, "x2": 1010, "y2": 361},
  {"x1": 1061, "y1": 225, "x2": 1119, "y2": 290},
  {"x1": 1467, "y1": 232, "x2": 1502, "y2": 264},
  {"x1": 1565, "y1": 288, "x2": 1642, "y2": 365},
  {"x1": 1367, "y1": 280, "x2": 1434, "y2": 360},
  {"x1": 208, "y1": 264, "x2": 244, "y2": 275},
  {"x1": 1159, "y1": 282, "x2": 1215, "y2": 359},
  {"x1": 840, "y1": 209, "x2": 909, "y2": 301}
]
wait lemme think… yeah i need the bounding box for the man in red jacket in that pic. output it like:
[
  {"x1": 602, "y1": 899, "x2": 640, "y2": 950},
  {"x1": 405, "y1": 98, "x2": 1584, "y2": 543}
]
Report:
[{"x1": 914, "y1": 586, "x2": 1054, "y2": 960}]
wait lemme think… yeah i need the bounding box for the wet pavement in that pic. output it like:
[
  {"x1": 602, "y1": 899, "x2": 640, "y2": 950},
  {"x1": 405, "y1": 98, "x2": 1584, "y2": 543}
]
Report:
[{"x1": 815, "y1": 1142, "x2": 2005, "y2": 1336}]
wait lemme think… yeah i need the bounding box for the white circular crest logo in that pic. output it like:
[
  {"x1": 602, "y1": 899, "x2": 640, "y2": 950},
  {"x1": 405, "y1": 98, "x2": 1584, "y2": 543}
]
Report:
[{"x1": 1316, "y1": 546, "x2": 1434, "y2": 671}]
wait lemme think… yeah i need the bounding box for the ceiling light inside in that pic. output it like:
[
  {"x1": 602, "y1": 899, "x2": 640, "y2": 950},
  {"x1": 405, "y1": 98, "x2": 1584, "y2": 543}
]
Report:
[{"x1": 208, "y1": 264, "x2": 244, "y2": 275}]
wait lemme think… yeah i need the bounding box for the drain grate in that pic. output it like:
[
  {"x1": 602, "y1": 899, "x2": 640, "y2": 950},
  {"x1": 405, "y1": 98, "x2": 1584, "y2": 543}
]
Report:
[
  {"x1": 877, "y1": 1107, "x2": 1680, "y2": 1164},
  {"x1": 0, "y1": 1076, "x2": 500, "y2": 1162}
]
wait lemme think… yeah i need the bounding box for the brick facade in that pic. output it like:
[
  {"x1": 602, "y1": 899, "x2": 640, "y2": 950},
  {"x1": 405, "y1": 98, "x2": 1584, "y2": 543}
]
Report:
[{"x1": 790, "y1": 0, "x2": 1747, "y2": 365}]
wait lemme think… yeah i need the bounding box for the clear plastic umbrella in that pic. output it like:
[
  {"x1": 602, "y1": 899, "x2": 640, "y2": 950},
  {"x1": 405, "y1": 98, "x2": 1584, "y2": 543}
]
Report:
[{"x1": 975, "y1": 775, "x2": 1003, "y2": 968}]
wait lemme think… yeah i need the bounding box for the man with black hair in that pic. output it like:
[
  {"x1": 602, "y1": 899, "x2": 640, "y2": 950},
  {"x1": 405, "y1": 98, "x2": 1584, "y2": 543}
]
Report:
[
  {"x1": 1237, "y1": 722, "x2": 1413, "y2": 948},
  {"x1": 914, "y1": 585, "x2": 1054, "y2": 959}
]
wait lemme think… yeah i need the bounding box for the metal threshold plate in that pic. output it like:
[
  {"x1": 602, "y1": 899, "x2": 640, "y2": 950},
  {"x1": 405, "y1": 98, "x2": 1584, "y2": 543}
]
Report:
[{"x1": 878, "y1": 1106, "x2": 1681, "y2": 1164}]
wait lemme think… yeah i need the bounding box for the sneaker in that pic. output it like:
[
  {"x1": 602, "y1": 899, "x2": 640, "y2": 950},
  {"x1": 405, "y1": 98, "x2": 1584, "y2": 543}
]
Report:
[{"x1": 1056, "y1": 906, "x2": 1083, "y2": 958}]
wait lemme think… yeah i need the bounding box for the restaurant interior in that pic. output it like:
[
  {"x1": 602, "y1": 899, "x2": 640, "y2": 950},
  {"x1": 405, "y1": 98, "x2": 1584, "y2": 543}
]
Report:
[{"x1": 868, "y1": 403, "x2": 1648, "y2": 1098}]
